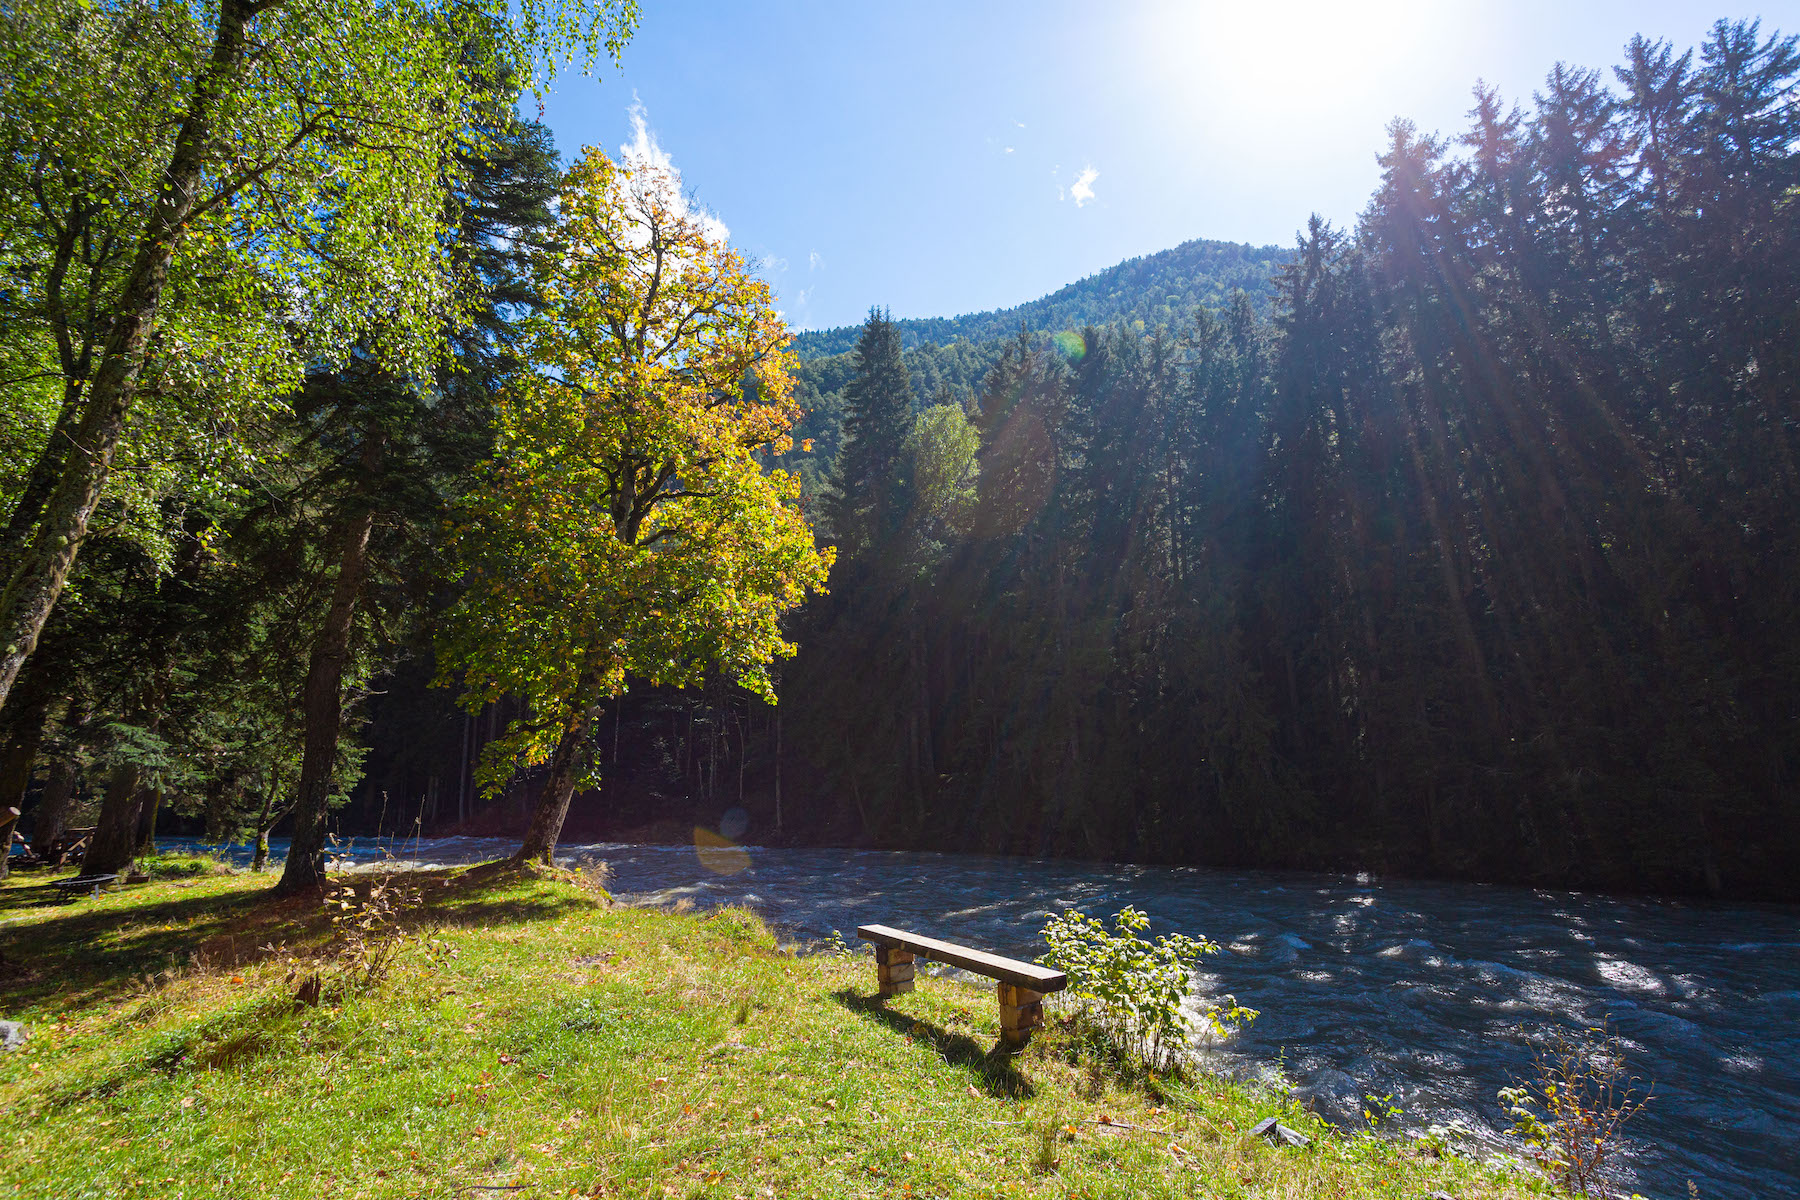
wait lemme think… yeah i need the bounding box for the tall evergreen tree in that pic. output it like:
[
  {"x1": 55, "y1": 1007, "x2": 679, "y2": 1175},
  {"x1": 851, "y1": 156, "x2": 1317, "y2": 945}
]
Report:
[
  {"x1": 275, "y1": 106, "x2": 563, "y2": 893},
  {"x1": 826, "y1": 308, "x2": 917, "y2": 559}
]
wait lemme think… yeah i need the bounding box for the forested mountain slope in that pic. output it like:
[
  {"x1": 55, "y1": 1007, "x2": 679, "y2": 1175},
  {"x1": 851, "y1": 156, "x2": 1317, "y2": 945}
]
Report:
[
  {"x1": 776, "y1": 238, "x2": 1290, "y2": 495},
  {"x1": 792, "y1": 238, "x2": 1290, "y2": 360}
]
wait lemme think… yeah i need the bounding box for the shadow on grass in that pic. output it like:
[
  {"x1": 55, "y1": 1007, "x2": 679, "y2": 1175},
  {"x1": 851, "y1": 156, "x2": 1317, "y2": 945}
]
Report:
[
  {"x1": 0, "y1": 859, "x2": 597, "y2": 1013},
  {"x1": 399, "y1": 859, "x2": 600, "y2": 933},
  {"x1": 0, "y1": 882, "x2": 306, "y2": 1011},
  {"x1": 830, "y1": 987, "x2": 1036, "y2": 1100}
]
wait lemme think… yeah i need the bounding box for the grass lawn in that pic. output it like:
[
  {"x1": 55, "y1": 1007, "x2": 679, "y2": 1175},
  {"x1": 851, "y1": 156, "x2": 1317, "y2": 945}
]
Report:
[{"x1": 0, "y1": 859, "x2": 1558, "y2": 1199}]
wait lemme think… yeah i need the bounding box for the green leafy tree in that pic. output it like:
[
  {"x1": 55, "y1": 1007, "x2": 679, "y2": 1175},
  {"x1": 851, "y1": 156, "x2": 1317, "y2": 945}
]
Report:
[
  {"x1": 438, "y1": 147, "x2": 832, "y2": 866},
  {"x1": 274, "y1": 106, "x2": 565, "y2": 893},
  {"x1": 0, "y1": 0, "x2": 638, "y2": 712}
]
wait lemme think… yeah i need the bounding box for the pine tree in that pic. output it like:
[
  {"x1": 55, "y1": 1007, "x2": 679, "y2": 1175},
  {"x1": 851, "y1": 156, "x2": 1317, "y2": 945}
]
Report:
[
  {"x1": 275, "y1": 108, "x2": 564, "y2": 893},
  {"x1": 826, "y1": 308, "x2": 916, "y2": 559}
]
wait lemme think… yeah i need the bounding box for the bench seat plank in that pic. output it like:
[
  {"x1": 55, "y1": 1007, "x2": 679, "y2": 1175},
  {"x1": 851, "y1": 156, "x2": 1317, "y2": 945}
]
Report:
[{"x1": 856, "y1": 924, "x2": 1067, "y2": 992}]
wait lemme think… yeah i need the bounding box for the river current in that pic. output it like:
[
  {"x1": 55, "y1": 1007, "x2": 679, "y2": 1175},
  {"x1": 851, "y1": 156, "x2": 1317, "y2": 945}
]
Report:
[{"x1": 180, "y1": 836, "x2": 1800, "y2": 1200}]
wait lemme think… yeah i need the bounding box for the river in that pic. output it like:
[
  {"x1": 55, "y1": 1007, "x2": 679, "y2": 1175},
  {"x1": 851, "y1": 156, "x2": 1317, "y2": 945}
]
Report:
[{"x1": 174, "y1": 835, "x2": 1800, "y2": 1200}]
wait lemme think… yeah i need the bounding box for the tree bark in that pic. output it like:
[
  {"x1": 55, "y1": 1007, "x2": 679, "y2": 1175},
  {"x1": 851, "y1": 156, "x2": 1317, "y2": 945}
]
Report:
[
  {"x1": 512, "y1": 682, "x2": 602, "y2": 866},
  {"x1": 274, "y1": 497, "x2": 377, "y2": 895},
  {"x1": 0, "y1": 380, "x2": 87, "y2": 567},
  {"x1": 32, "y1": 756, "x2": 78, "y2": 852},
  {"x1": 135, "y1": 780, "x2": 163, "y2": 857},
  {"x1": 0, "y1": 691, "x2": 50, "y2": 853},
  {"x1": 0, "y1": 0, "x2": 256, "y2": 710},
  {"x1": 0, "y1": 807, "x2": 17, "y2": 881},
  {"x1": 0, "y1": 718, "x2": 42, "y2": 879},
  {"x1": 251, "y1": 792, "x2": 291, "y2": 873},
  {"x1": 83, "y1": 763, "x2": 145, "y2": 876}
]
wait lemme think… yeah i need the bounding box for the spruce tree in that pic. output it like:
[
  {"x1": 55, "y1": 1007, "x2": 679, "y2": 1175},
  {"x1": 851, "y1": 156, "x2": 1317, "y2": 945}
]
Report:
[{"x1": 827, "y1": 308, "x2": 916, "y2": 559}]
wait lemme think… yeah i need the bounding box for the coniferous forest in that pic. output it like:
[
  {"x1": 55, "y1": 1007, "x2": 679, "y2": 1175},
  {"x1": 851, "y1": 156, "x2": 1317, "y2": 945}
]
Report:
[
  {"x1": 5, "y1": 16, "x2": 1800, "y2": 901},
  {"x1": 775, "y1": 25, "x2": 1800, "y2": 899}
]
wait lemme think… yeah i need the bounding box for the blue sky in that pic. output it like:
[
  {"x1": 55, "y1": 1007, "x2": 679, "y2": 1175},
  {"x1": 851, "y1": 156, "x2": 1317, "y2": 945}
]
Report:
[{"x1": 541, "y1": 1, "x2": 1800, "y2": 333}]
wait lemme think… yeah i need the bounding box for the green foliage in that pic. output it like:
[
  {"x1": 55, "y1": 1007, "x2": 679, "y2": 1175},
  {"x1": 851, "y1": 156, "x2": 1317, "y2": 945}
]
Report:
[
  {"x1": 437, "y1": 147, "x2": 830, "y2": 800},
  {"x1": 826, "y1": 307, "x2": 917, "y2": 555},
  {"x1": 138, "y1": 851, "x2": 230, "y2": 879},
  {"x1": 791, "y1": 238, "x2": 1290, "y2": 360},
  {"x1": 900, "y1": 402, "x2": 980, "y2": 566},
  {"x1": 1041, "y1": 906, "x2": 1256, "y2": 1073},
  {"x1": 1499, "y1": 1022, "x2": 1653, "y2": 1197},
  {"x1": 1362, "y1": 1091, "x2": 1403, "y2": 1130}
]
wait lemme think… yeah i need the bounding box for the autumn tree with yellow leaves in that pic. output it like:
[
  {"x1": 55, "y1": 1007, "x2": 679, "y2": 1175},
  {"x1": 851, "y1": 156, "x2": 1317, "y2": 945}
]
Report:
[{"x1": 438, "y1": 148, "x2": 831, "y2": 865}]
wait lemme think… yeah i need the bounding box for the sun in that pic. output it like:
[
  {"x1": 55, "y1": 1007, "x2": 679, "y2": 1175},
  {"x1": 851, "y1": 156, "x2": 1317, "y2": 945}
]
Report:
[{"x1": 1132, "y1": 0, "x2": 1456, "y2": 121}]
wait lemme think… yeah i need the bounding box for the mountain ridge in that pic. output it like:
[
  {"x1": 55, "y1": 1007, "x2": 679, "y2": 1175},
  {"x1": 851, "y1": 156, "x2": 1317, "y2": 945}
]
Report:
[{"x1": 791, "y1": 236, "x2": 1292, "y2": 360}]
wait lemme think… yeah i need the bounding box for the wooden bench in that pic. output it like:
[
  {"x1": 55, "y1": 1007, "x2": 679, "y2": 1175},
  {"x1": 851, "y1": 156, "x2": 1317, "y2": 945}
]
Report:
[{"x1": 857, "y1": 923, "x2": 1067, "y2": 1047}]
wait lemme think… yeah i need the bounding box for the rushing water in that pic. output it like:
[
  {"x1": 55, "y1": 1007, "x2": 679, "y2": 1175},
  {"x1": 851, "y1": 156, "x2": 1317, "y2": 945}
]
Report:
[{"x1": 179, "y1": 835, "x2": 1800, "y2": 1200}]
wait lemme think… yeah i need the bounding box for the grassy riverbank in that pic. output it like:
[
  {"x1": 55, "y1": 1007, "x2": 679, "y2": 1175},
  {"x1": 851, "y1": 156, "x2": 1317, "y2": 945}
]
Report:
[{"x1": 0, "y1": 861, "x2": 1554, "y2": 1199}]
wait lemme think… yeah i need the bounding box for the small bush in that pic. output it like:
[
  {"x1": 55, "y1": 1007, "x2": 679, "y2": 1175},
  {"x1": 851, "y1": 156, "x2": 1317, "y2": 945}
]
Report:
[
  {"x1": 703, "y1": 906, "x2": 775, "y2": 952},
  {"x1": 1499, "y1": 1019, "x2": 1652, "y2": 1196},
  {"x1": 290, "y1": 876, "x2": 443, "y2": 1004},
  {"x1": 140, "y1": 852, "x2": 228, "y2": 879},
  {"x1": 1041, "y1": 906, "x2": 1256, "y2": 1073}
]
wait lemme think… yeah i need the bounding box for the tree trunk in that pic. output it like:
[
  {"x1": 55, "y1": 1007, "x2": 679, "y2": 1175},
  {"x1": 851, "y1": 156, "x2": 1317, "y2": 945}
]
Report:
[
  {"x1": 32, "y1": 756, "x2": 78, "y2": 851},
  {"x1": 274, "y1": 491, "x2": 377, "y2": 895},
  {"x1": 0, "y1": 0, "x2": 256, "y2": 710},
  {"x1": 512, "y1": 687, "x2": 601, "y2": 866},
  {"x1": 135, "y1": 780, "x2": 163, "y2": 857},
  {"x1": 0, "y1": 694, "x2": 49, "y2": 863},
  {"x1": 252, "y1": 803, "x2": 291, "y2": 873},
  {"x1": 0, "y1": 380, "x2": 88, "y2": 566},
  {"x1": 83, "y1": 763, "x2": 145, "y2": 875},
  {"x1": 0, "y1": 807, "x2": 17, "y2": 881}
]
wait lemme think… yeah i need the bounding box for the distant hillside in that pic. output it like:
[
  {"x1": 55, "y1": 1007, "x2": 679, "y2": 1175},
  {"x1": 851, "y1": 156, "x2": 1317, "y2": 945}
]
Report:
[
  {"x1": 792, "y1": 237, "x2": 1290, "y2": 360},
  {"x1": 773, "y1": 237, "x2": 1291, "y2": 497}
]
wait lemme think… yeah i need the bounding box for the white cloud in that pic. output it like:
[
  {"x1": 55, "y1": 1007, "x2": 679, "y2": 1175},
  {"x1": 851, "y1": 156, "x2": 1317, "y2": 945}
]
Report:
[
  {"x1": 1004, "y1": 146, "x2": 1015, "y2": 154},
  {"x1": 1070, "y1": 165, "x2": 1099, "y2": 208},
  {"x1": 760, "y1": 254, "x2": 788, "y2": 274},
  {"x1": 621, "y1": 95, "x2": 730, "y2": 244},
  {"x1": 808, "y1": 249, "x2": 823, "y2": 272}
]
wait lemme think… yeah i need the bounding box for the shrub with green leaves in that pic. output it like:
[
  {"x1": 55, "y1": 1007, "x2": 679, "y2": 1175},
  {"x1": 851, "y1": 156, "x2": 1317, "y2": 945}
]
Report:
[
  {"x1": 1498, "y1": 1020, "x2": 1652, "y2": 1196},
  {"x1": 1041, "y1": 906, "x2": 1256, "y2": 1073}
]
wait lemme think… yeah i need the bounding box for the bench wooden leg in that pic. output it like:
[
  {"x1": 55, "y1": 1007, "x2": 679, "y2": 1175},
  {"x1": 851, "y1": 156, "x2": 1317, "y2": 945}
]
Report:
[
  {"x1": 998, "y1": 982, "x2": 1044, "y2": 1047},
  {"x1": 876, "y1": 946, "x2": 914, "y2": 997}
]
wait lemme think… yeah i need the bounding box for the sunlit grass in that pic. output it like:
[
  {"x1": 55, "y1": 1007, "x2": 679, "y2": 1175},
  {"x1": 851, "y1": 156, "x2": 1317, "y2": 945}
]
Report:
[{"x1": 0, "y1": 864, "x2": 1557, "y2": 1198}]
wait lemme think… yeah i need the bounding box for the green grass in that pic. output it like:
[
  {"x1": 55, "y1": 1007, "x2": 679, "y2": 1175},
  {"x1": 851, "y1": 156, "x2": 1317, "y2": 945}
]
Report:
[{"x1": 0, "y1": 861, "x2": 1557, "y2": 1199}]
